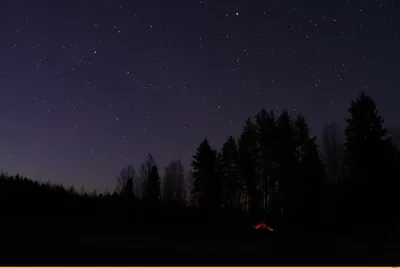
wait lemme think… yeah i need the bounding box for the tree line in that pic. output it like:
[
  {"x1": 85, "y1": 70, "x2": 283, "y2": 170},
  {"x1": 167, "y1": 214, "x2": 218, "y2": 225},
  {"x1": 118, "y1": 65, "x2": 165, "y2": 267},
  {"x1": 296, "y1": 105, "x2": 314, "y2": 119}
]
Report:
[
  {"x1": 189, "y1": 92, "x2": 400, "y2": 234},
  {"x1": 1, "y1": 91, "x2": 399, "y2": 236}
]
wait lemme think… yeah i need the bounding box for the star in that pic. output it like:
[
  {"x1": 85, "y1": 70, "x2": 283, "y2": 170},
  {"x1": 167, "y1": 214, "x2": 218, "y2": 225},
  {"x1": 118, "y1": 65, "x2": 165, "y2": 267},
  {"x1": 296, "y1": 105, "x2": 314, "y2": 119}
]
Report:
[{"x1": 0, "y1": 0, "x2": 397, "y2": 197}]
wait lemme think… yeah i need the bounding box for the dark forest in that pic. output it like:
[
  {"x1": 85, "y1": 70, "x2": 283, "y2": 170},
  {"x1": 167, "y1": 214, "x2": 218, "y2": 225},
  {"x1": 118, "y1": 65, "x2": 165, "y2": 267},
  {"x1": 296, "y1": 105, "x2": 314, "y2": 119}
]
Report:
[{"x1": 1, "y1": 92, "x2": 400, "y2": 265}]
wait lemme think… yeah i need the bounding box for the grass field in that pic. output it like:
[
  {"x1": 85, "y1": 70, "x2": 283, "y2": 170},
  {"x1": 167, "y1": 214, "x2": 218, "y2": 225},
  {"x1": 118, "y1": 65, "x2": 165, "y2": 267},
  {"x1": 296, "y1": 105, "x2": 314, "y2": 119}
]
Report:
[{"x1": 0, "y1": 224, "x2": 399, "y2": 265}]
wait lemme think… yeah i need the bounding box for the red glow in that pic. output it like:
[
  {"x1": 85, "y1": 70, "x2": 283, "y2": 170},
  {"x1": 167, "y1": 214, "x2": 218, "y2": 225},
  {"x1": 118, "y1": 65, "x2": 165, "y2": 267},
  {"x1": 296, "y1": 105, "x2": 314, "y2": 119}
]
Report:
[
  {"x1": 253, "y1": 221, "x2": 273, "y2": 231},
  {"x1": 254, "y1": 222, "x2": 266, "y2": 230}
]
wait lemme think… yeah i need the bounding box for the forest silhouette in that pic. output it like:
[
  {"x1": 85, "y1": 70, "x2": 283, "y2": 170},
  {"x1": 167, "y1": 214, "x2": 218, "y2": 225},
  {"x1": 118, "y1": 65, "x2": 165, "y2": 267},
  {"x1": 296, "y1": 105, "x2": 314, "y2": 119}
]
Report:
[{"x1": 1, "y1": 92, "x2": 400, "y2": 265}]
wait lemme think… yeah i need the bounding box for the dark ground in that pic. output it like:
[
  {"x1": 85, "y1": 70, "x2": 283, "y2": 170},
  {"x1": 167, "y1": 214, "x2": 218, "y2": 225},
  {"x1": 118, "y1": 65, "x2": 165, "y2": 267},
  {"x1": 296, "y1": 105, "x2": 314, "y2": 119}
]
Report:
[{"x1": 1, "y1": 224, "x2": 400, "y2": 265}]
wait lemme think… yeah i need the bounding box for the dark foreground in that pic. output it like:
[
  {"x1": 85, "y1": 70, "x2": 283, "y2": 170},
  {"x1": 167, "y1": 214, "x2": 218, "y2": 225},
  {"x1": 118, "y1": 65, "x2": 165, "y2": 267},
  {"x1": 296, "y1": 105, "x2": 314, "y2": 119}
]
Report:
[{"x1": 1, "y1": 224, "x2": 399, "y2": 265}]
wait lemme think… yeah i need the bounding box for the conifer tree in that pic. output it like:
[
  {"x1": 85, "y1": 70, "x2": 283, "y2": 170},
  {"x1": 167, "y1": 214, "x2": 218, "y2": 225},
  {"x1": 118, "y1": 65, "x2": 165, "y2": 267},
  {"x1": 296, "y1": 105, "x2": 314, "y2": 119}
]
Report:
[
  {"x1": 238, "y1": 118, "x2": 259, "y2": 217},
  {"x1": 343, "y1": 92, "x2": 386, "y2": 227},
  {"x1": 146, "y1": 165, "x2": 161, "y2": 205},
  {"x1": 220, "y1": 136, "x2": 240, "y2": 209},
  {"x1": 293, "y1": 115, "x2": 330, "y2": 232},
  {"x1": 275, "y1": 109, "x2": 298, "y2": 228},
  {"x1": 255, "y1": 109, "x2": 276, "y2": 220},
  {"x1": 191, "y1": 139, "x2": 221, "y2": 210}
]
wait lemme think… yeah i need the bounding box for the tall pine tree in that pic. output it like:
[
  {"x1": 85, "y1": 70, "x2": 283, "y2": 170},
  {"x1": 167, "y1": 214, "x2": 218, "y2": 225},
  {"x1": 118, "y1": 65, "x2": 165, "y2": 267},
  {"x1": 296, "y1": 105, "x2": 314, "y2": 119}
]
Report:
[
  {"x1": 238, "y1": 118, "x2": 259, "y2": 218},
  {"x1": 343, "y1": 92, "x2": 386, "y2": 229},
  {"x1": 191, "y1": 139, "x2": 221, "y2": 210},
  {"x1": 146, "y1": 165, "x2": 161, "y2": 205},
  {"x1": 255, "y1": 109, "x2": 276, "y2": 221},
  {"x1": 275, "y1": 109, "x2": 298, "y2": 229},
  {"x1": 295, "y1": 115, "x2": 327, "y2": 232},
  {"x1": 220, "y1": 136, "x2": 240, "y2": 210}
]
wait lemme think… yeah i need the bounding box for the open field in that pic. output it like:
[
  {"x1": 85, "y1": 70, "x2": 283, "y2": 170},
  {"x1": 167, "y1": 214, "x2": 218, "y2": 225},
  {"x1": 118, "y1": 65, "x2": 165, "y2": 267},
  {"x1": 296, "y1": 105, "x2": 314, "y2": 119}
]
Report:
[{"x1": 1, "y1": 224, "x2": 399, "y2": 265}]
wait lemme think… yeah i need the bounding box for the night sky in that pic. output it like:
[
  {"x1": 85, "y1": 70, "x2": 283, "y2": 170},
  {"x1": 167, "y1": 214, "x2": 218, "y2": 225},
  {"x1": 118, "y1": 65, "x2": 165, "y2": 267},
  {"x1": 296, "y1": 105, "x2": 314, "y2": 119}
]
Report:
[{"x1": 0, "y1": 0, "x2": 399, "y2": 192}]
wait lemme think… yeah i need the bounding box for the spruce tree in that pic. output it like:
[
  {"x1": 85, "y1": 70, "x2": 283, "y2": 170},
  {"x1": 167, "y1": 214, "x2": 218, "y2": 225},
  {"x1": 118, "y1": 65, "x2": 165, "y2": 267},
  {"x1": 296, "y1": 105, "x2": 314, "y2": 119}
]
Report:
[
  {"x1": 321, "y1": 122, "x2": 344, "y2": 184},
  {"x1": 255, "y1": 109, "x2": 276, "y2": 220},
  {"x1": 301, "y1": 137, "x2": 327, "y2": 232},
  {"x1": 275, "y1": 109, "x2": 298, "y2": 229},
  {"x1": 343, "y1": 92, "x2": 386, "y2": 228},
  {"x1": 292, "y1": 114, "x2": 309, "y2": 227},
  {"x1": 220, "y1": 136, "x2": 240, "y2": 210},
  {"x1": 191, "y1": 139, "x2": 221, "y2": 210},
  {"x1": 238, "y1": 118, "x2": 259, "y2": 217}
]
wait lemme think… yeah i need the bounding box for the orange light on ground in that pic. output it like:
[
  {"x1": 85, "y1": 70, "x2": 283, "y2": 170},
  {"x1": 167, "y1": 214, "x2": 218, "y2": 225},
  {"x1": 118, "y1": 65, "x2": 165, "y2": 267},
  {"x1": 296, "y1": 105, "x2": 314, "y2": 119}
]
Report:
[
  {"x1": 253, "y1": 221, "x2": 273, "y2": 231},
  {"x1": 254, "y1": 222, "x2": 267, "y2": 230}
]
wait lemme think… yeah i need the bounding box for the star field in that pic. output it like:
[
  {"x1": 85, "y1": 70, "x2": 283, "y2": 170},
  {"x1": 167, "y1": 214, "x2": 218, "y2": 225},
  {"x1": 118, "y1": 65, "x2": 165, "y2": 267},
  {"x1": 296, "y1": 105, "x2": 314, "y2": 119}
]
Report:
[{"x1": 0, "y1": 0, "x2": 399, "y2": 192}]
